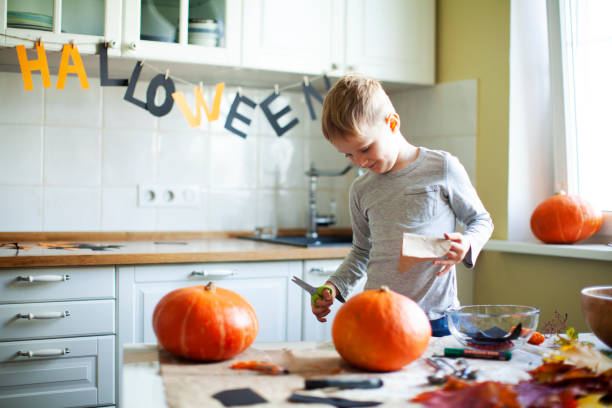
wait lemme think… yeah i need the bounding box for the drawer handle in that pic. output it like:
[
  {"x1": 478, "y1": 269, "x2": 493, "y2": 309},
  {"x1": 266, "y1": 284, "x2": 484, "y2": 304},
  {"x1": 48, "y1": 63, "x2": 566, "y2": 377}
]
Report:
[
  {"x1": 309, "y1": 267, "x2": 336, "y2": 276},
  {"x1": 17, "y1": 311, "x2": 71, "y2": 320},
  {"x1": 17, "y1": 274, "x2": 70, "y2": 282},
  {"x1": 191, "y1": 270, "x2": 236, "y2": 278},
  {"x1": 18, "y1": 348, "x2": 70, "y2": 358}
]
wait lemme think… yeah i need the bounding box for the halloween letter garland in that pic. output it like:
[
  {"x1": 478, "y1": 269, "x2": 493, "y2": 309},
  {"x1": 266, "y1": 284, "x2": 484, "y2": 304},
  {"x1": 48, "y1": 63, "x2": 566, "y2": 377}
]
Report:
[{"x1": 14, "y1": 41, "x2": 330, "y2": 138}]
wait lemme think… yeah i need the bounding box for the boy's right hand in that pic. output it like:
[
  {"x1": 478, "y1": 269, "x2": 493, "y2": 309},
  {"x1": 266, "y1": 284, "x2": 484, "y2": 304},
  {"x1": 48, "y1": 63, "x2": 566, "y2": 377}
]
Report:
[{"x1": 311, "y1": 281, "x2": 338, "y2": 322}]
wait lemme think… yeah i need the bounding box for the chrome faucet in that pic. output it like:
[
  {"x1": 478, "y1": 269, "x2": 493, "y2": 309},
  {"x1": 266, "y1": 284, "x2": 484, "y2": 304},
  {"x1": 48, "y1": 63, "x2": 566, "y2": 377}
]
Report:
[{"x1": 305, "y1": 162, "x2": 355, "y2": 239}]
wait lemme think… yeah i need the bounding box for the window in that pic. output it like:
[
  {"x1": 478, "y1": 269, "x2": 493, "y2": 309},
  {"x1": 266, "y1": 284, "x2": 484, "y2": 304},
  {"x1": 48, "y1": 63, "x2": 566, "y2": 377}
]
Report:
[{"x1": 549, "y1": 0, "x2": 612, "y2": 235}]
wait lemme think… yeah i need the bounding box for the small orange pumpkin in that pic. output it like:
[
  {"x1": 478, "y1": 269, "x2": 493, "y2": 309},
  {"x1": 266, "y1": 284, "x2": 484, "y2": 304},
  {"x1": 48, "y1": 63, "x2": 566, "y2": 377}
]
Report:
[
  {"x1": 332, "y1": 286, "x2": 431, "y2": 372},
  {"x1": 153, "y1": 282, "x2": 258, "y2": 361},
  {"x1": 530, "y1": 193, "x2": 602, "y2": 244}
]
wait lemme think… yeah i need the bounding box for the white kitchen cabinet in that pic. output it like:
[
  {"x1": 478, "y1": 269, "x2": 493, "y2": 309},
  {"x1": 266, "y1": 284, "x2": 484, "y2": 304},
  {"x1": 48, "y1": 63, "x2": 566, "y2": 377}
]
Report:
[
  {"x1": 242, "y1": 0, "x2": 435, "y2": 84},
  {"x1": 0, "y1": 336, "x2": 115, "y2": 408},
  {"x1": 118, "y1": 260, "x2": 303, "y2": 345},
  {"x1": 122, "y1": 0, "x2": 242, "y2": 66},
  {"x1": 1, "y1": 0, "x2": 122, "y2": 55},
  {"x1": 301, "y1": 258, "x2": 366, "y2": 342},
  {"x1": 0, "y1": 266, "x2": 116, "y2": 407},
  {"x1": 345, "y1": 0, "x2": 435, "y2": 84},
  {"x1": 242, "y1": 0, "x2": 344, "y2": 76}
]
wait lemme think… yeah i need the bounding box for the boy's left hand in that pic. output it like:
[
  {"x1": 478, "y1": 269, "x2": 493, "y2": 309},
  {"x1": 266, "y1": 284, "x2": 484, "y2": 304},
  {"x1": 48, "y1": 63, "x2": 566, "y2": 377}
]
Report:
[{"x1": 433, "y1": 232, "x2": 470, "y2": 276}]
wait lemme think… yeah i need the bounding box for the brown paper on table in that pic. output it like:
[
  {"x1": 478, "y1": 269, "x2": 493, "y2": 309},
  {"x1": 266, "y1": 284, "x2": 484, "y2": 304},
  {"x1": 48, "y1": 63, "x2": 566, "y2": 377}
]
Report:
[
  {"x1": 158, "y1": 346, "x2": 360, "y2": 407},
  {"x1": 398, "y1": 232, "x2": 451, "y2": 273}
]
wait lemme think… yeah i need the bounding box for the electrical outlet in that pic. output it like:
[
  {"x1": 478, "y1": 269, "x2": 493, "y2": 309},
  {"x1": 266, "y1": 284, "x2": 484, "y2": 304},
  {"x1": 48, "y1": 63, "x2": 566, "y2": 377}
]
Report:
[{"x1": 138, "y1": 185, "x2": 200, "y2": 207}]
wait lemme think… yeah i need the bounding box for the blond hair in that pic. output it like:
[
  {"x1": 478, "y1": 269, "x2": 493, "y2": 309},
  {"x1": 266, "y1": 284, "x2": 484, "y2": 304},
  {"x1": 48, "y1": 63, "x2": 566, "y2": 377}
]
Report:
[{"x1": 321, "y1": 73, "x2": 394, "y2": 141}]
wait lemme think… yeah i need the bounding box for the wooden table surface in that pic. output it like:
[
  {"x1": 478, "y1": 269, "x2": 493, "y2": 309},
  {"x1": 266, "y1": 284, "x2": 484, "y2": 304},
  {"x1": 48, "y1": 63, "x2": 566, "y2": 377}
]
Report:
[{"x1": 121, "y1": 334, "x2": 609, "y2": 408}]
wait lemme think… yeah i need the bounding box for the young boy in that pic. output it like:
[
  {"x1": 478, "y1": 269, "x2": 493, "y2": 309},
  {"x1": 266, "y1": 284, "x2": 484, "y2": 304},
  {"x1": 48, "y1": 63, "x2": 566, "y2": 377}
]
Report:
[{"x1": 312, "y1": 73, "x2": 494, "y2": 337}]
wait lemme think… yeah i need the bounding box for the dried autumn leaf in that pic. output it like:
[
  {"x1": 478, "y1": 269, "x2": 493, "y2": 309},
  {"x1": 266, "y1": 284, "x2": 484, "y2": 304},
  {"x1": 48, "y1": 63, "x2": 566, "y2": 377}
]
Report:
[
  {"x1": 411, "y1": 378, "x2": 521, "y2": 408},
  {"x1": 576, "y1": 393, "x2": 608, "y2": 408},
  {"x1": 555, "y1": 342, "x2": 612, "y2": 375},
  {"x1": 514, "y1": 381, "x2": 580, "y2": 408}
]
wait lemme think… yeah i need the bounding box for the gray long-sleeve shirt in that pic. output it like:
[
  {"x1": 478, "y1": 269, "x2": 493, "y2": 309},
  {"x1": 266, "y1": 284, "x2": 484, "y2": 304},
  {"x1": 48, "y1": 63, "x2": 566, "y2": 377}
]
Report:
[{"x1": 329, "y1": 147, "x2": 494, "y2": 319}]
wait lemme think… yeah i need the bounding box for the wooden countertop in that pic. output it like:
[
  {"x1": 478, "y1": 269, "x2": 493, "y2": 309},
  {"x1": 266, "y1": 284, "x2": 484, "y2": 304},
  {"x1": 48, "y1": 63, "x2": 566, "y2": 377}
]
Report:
[{"x1": 0, "y1": 231, "x2": 352, "y2": 268}]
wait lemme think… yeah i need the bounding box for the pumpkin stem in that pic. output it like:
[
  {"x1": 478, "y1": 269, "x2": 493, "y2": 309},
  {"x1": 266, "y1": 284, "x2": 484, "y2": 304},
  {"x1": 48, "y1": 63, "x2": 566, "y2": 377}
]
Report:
[
  {"x1": 205, "y1": 281, "x2": 216, "y2": 293},
  {"x1": 379, "y1": 285, "x2": 390, "y2": 292}
]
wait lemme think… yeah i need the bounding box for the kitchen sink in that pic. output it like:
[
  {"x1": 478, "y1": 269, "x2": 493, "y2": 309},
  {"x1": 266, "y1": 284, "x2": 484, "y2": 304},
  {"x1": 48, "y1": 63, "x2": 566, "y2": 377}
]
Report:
[{"x1": 238, "y1": 234, "x2": 353, "y2": 247}]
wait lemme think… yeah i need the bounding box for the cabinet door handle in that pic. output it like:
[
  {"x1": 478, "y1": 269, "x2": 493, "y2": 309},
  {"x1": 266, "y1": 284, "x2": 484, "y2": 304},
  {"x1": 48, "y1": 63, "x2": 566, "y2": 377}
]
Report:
[
  {"x1": 17, "y1": 311, "x2": 71, "y2": 320},
  {"x1": 18, "y1": 348, "x2": 70, "y2": 358},
  {"x1": 309, "y1": 267, "x2": 336, "y2": 276},
  {"x1": 17, "y1": 274, "x2": 70, "y2": 282},
  {"x1": 190, "y1": 270, "x2": 236, "y2": 278}
]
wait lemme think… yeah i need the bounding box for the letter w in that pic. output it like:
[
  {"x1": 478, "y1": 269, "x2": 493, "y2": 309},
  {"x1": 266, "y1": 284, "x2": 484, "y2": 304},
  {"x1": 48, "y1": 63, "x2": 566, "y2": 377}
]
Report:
[{"x1": 172, "y1": 83, "x2": 225, "y2": 127}]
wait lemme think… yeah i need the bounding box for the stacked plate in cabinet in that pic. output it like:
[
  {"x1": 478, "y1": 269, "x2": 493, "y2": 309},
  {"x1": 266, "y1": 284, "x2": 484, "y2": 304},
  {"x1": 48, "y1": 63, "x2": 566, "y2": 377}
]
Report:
[
  {"x1": 188, "y1": 18, "x2": 219, "y2": 47},
  {"x1": 7, "y1": 11, "x2": 53, "y2": 31}
]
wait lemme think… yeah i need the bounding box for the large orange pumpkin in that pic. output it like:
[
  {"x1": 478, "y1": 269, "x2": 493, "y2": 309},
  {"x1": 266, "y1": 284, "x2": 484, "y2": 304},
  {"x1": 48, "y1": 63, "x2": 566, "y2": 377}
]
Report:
[
  {"x1": 332, "y1": 286, "x2": 431, "y2": 372},
  {"x1": 153, "y1": 282, "x2": 258, "y2": 361},
  {"x1": 530, "y1": 193, "x2": 602, "y2": 244}
]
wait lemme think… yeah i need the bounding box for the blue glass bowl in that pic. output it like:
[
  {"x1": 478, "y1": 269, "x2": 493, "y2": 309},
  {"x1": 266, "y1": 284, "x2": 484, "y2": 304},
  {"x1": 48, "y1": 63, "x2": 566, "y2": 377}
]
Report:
[{"x1": 445, "y1": 305, "x2": 540, "y2": 351}]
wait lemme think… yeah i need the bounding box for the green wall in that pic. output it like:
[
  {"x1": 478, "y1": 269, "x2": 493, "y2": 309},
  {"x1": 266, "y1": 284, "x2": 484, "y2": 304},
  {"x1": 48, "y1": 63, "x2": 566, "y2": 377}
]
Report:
[
  {"x1": 436, "y1": 0, "x2": 609, "y2": 333},
  {"x1": 437, "y1": 0, "x2": 510, "y2": 240}
]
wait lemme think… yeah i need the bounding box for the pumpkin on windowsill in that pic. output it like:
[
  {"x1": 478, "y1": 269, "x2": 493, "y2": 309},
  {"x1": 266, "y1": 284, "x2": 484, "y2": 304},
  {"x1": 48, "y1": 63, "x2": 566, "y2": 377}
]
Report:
[
  {"x1": 332, "y1": 286, "x2": 431, "y2": 372},
  {"x1": 153, "y1": 282, "x2": 258, "y2": 361},
  {"x1": 530, "y1": 192, "x2": 603, "y2": 244}
]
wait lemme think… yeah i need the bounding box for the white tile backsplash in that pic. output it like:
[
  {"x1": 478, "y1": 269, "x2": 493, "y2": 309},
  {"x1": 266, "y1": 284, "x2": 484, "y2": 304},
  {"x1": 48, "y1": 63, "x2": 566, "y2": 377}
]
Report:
[
  {"x1": 0, "y1": 125, "x2": 42, "y2": 185},
  {"x1": 103, "y1": 85, "x2": 158, "y2": 130},
  {"x1": 0, "y1": 71, "x2": 476, "y2": 232},
  {"x1": 158, "y1": 130, "x2": 208, "y2": 185},
  {"x1": 101, "y1": 187, "x2": 156, "y2": 231},
  {"x1": 102, "y1": 129, "x2": 157, "y2": 186},
  {"x1": 44, "y1": 126, "x2": 101, "y2": 186},
  {"x1": 208, "y1": 132, "x2": 257, "y2": 189},
  {"x1": 208, "y1": 189, "x2": 257, "y2": 230},
  {"x1": 0, "y1": 74, "x2": 43, "y2": 124},
  {"x1": 45, "y1": 75, "x2": 102, "y2": 127},
  {"x1": 0, "y1": 186, "x2": 43, "y2": 230},
  {"x1": 43, "y1": 187, "x2": 101, "y2": 230}
]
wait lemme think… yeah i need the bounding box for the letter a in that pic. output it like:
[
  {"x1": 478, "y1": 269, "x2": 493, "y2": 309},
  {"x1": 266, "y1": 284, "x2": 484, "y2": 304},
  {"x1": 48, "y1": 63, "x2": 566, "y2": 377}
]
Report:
[
  {"x1": 172, "y1": 82, "x2": 225, "y2": 127},
  {"x1": 56, "y1": 44, "x2": 90, "y2": 90},
  {"x1": 15, "y1": 42, "x2": 51, "y2": 91}
]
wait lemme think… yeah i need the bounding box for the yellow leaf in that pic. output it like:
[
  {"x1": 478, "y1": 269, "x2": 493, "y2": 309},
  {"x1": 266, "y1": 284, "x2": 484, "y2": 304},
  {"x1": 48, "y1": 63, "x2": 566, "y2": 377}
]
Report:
[{"x1": 576, "y1": 393, "x2": 606, "y2": 407}]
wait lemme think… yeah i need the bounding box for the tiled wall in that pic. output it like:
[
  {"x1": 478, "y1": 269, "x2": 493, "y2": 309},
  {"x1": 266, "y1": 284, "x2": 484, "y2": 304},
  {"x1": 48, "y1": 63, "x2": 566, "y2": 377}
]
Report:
[
  {"x1": 0, "y1": 72, "x2": 477, "y2": 232},
  {"x1": 393, "y1": 79, "x2": 478, "y2": 184},
  {"x1": 0, "y1": 71, "x2": 353, "y2": 231}
]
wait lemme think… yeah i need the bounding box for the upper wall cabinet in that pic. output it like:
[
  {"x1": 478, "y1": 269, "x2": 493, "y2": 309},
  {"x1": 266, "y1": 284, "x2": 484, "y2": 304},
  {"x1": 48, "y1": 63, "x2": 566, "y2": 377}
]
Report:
[
  {"x1": 241, "y1": 0, "x2": 435, "y2": 85},
  {"x1": 122, "y1": 0, "x2": 241, "y2": 66},
  {"x1": 345, "y1": 0, "x2": 435, "y2": 85},
  {"x1": 1, "y1": 0, "x2": 122, "y2": 55},
  {"x1": 242, "y1": 0, "x2": 344, "y2": 76}
]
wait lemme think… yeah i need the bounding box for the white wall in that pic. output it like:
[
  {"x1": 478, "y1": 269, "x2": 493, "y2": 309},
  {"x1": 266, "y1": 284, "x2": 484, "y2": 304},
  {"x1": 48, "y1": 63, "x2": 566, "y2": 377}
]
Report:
[{"x1": 0, "y1": 72, "x2": 354, "y2": 231}]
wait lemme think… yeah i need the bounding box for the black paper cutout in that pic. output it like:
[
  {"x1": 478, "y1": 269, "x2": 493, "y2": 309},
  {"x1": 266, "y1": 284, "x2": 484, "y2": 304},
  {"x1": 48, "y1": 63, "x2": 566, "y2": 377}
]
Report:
[
  {"x1": 145, "y1": 74, "x2": 175, "y2": 117},
  {"x1": 123, "y1": 61, "x2": 147, "y2": 109},
  {"x1": 302, "y1": 81, "x2": 324, "y2": 120},
  {"x1": 224, "y1": 92, "x2": 257, "y2": 139},
  {"x1": 259, "y1": 92, "x2": 299, "y2": 137},
  {"x1": 212, "y1": 388, "x2": 267, "y2": 406},
  {"x1": 99, "y1": 44, "x2": 128, "y2": 86}
]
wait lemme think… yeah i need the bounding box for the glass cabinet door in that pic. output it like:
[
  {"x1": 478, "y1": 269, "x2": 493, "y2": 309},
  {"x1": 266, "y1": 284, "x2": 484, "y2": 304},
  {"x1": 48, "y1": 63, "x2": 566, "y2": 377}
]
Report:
[
  {"x1": 123, "y1": 0, "x2": 240, "y2": 66},
  {"x1": 3, "y1": 0, "x2": 122, "y2": 55}
]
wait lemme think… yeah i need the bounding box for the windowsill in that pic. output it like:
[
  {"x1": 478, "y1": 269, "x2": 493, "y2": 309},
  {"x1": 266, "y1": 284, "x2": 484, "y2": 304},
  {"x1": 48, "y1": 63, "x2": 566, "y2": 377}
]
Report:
[{"x1": 484, "y1": 236, "x2": 612, "y2": 261}]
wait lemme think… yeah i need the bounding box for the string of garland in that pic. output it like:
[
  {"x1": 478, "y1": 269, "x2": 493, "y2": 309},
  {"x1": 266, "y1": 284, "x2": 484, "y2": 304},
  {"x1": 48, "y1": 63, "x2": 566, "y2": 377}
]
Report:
[{"x1": 1, "y1": 32, "x2": 328, "y2": 95}]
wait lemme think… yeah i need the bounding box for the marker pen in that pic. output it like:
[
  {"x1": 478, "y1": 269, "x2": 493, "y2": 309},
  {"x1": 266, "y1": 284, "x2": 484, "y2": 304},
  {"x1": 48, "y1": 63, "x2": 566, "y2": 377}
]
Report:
[{"x1": 444, "y1": 347, "x2": 512, "y2": 361}]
